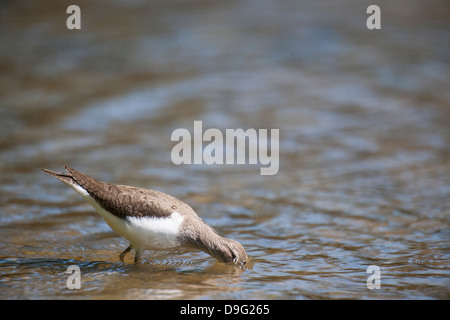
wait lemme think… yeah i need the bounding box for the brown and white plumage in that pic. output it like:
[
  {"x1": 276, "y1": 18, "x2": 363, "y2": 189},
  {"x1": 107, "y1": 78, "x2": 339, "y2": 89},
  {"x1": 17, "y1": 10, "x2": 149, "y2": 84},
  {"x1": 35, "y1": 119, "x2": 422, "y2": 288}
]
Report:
[{"x1": 41, "y1": 166, "x2": 247, "y2": 266}]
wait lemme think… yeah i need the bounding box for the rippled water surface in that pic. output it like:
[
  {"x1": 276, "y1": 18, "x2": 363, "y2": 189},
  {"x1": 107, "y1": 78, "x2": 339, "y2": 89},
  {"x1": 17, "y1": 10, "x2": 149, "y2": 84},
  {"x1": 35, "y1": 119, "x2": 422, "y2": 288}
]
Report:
[{"x1": 1, "y1": 0, "x2": 449, "y2": 299}]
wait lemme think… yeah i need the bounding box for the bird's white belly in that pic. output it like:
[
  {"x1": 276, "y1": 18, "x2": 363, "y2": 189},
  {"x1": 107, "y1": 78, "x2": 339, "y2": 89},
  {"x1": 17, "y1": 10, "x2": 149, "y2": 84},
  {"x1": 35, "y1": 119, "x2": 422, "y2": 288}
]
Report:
[{"x1": 124, "y1": 213, "x2": 184, "y2": 249}]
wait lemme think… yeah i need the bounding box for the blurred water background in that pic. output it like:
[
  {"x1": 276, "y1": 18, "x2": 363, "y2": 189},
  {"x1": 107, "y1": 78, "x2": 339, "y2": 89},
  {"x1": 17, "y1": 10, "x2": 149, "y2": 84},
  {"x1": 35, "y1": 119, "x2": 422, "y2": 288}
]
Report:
[{"x1": 0, "y1": 0, "x2": 449, "y2": 299}]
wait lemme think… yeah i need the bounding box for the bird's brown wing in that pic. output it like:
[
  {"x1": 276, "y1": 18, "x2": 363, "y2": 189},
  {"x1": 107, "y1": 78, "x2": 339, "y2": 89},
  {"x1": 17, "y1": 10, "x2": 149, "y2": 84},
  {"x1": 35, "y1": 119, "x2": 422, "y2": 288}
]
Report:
[{"x1": 42, "y1": 166, "x2": 197, "y2": 220}]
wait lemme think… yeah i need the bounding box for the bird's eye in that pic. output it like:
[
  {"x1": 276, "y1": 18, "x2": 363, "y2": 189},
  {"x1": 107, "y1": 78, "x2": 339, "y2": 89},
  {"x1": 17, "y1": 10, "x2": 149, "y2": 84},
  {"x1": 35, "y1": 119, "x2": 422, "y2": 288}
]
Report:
[{"x1": 233, "y1": 257, "x2": 238, "y2": 263}]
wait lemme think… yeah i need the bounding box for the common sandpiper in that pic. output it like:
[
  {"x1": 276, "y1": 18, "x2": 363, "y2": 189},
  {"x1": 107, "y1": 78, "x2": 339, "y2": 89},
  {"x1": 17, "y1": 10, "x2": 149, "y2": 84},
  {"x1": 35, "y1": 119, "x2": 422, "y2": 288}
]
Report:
[{"x1": 41, "y1": 166, "x2": 247, "y2": 267}]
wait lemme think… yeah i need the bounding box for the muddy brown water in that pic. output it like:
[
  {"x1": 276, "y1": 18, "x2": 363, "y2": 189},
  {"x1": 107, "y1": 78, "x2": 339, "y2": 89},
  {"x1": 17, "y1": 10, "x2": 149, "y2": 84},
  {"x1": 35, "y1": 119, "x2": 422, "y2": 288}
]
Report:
[{"x1": 1, "y1": 0, "x2": 449, "y2": 299}]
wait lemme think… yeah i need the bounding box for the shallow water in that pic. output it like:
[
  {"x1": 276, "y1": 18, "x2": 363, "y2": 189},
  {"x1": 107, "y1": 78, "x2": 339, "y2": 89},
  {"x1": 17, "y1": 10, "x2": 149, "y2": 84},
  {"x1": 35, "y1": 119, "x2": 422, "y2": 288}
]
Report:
[{"x1": 1, "y1": 0, "x2": 449, "y2": 299}]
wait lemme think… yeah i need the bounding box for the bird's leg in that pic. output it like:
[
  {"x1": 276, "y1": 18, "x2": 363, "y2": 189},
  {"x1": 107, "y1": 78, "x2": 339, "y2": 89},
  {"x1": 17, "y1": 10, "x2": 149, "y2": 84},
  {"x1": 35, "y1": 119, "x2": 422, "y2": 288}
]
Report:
[
  {"x1": 119, "y1": 244, "x2": 133, "y2": 262},
  {"x1": 134, "y1": 250, "x2": 142, "y2": 263}
]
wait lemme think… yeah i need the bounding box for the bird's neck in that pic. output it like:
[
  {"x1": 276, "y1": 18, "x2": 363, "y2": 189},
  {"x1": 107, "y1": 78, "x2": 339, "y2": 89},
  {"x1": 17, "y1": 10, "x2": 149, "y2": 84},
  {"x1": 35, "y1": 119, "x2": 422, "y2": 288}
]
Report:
[{"x1": 181, "y1": 219, "x2": 232, "y2": 263}]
